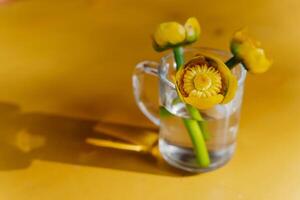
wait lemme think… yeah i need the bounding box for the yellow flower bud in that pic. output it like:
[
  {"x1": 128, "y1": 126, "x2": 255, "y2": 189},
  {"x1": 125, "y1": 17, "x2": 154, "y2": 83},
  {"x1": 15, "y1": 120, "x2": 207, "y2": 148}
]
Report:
[
  {"x1": 231, "y1": 29, "x2": 272, "y2": 74},
  {"x1": 175, "y1": 53, "x2": 237, "y2": 110},
  {"x1": 152, "y1": 17, "x2": 201, "y2": 51},
  {"x1": 184, "y1": 17, "x2": 201, "y2": 43},
  {"x1": 153, "y1": 22, "x2": 185, "y2": 48}
]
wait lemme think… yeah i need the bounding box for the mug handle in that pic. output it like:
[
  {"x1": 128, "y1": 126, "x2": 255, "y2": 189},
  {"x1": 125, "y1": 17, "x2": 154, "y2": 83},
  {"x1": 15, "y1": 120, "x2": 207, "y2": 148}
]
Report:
[{"x1": 132, "y1": 61, "x2": 160, "y2": 126}]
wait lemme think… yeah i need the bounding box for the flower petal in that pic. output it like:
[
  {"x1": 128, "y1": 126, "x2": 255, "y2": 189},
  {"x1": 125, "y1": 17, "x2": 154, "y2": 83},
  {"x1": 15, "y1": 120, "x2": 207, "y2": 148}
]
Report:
[
  {"x1": 222, "y1": 72, "x2": 238, "y2": 104},
  {"x1": 240, "y1": 47, "x2": 272, "y2": 74},
  {"x1": 175, "y1": 67, "x2": 187, "y2": 99},
  {"x1": 184, "y1": 17, "x2": 201, "y2": 43},
  {"x1": 184, "y1": 94, "x2": 224, "y2": 110}
]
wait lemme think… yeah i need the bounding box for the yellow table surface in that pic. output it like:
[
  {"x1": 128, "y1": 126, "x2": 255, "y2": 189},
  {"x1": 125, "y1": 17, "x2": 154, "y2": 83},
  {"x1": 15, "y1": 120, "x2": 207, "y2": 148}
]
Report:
[{"x1": 0, "y1": 0, "x2": 300, "y2": 199}]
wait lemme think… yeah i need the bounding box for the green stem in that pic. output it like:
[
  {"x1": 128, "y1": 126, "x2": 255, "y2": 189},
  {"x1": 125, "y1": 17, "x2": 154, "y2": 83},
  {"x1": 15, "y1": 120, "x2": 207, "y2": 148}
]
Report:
[
  {"x1": 198, "y1": 121, "x2": 210, "y2": 140},
  {"x1": 186, "y1": 104, "x2": 210, "y2": 140},
  {"x1": 173, "y1": 47, "x2": 210, "y2": 167},
  {"x1": 183, "y1": 119, "x2": 210, "y2": 166},
  {"x1": 173, "y1": 46, "x2": 184, "y2": 70},
  {"x1": 225, "y1": 56, "x2": 240, "y2": 69}
]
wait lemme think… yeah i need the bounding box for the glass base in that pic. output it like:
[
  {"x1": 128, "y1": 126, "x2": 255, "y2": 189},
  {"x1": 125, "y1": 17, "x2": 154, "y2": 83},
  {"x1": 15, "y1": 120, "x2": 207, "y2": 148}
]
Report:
[{"x1": 159, "y1": 139, "x2": 236, "y2": 173}]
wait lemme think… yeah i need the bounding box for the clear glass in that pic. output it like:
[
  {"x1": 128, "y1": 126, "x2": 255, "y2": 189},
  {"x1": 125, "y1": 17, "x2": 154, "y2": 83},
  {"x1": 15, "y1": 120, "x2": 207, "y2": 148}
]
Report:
[{"x1": 133, "y1": 47, "x2": 247, "y2": 172}]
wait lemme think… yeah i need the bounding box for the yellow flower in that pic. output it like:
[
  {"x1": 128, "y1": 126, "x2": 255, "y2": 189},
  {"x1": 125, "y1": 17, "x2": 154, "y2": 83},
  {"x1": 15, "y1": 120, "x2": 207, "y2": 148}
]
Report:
[
  {"x1": 231, "y1": 29, "x2": 272, "y2": 74},
  {"x1": 175, "y1": 53, "x2": 237, "y2": 110},
  {"x1": 153, "y1": 17, "x2": 201, "y2": 51}
]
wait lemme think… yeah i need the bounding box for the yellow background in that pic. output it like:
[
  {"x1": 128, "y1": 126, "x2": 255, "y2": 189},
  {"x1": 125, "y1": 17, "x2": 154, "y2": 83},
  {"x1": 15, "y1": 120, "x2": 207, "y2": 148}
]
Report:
[{"x1": 0, "y1": 0, "x2": 300, "y2": 199}]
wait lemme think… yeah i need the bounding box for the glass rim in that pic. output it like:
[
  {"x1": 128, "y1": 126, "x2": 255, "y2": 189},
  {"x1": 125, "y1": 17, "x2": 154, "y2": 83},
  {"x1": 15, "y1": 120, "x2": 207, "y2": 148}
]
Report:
[{"x1": 159, "y1": 47, "x2": 247, "y2": 87}]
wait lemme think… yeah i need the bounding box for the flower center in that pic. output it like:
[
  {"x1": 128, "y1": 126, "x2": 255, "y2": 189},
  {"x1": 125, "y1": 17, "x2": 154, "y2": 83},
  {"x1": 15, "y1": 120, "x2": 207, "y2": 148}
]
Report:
[
  {"x1": 183, "y1": 64, "x2": 222, "y2": 98},
  {"x1": 194, "y1": 74, "x2": 212, "y2": 91}
]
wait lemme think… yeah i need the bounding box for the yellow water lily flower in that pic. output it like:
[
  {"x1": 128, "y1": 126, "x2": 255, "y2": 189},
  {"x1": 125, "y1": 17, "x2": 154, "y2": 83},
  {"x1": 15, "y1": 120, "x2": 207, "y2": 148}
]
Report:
[
  {"x1": 153, "y1": 17, "x2": 201, "y2": 51},
  {"x1": 175, "y1": 53, "x2": 237, "y2": 110},
  {"x1": 230, "y1": 29, "x2": 272, "y2": 74}
]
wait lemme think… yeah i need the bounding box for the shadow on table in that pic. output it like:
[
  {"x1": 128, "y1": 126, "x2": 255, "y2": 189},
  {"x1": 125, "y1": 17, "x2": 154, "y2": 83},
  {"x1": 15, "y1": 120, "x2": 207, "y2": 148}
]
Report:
[{"x1": 0, "y1": 102, "x2": 190, "y2": 177}]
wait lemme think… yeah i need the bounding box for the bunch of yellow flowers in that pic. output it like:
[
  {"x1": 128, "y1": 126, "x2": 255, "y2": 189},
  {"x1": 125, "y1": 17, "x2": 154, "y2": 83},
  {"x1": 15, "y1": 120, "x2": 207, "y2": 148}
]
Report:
[{"x1": 153, "y1": 18, "x2": 272, "y2": 110}]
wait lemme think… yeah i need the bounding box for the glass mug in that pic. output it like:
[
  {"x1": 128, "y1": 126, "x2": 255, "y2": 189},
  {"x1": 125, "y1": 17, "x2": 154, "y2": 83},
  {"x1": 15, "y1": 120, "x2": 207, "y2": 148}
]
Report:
[{"x1": 132, "y1": 47, "x2": 247, "y2": 172}]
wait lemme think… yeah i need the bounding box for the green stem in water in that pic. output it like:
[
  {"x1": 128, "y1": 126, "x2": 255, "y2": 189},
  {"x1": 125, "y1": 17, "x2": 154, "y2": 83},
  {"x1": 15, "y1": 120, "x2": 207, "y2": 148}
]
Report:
[
  {"x1": 198, "y1": 121, "x2": 210, "y2": 140},
  {"x1": 186, "y1": 104, "x2": 210, "y2": 140},
  {"x1": 225, "y1": 56, "x2": 241, "y2": 69},
  {"x1": 183, "y1": 119, "x2": 210, "y2": 166},
  {"x1": 173, "y1": 47, "x2": 210, "y2": 167},
  {"x1": 162, "y1": 103, "x2": 210, "y2": 140}
]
